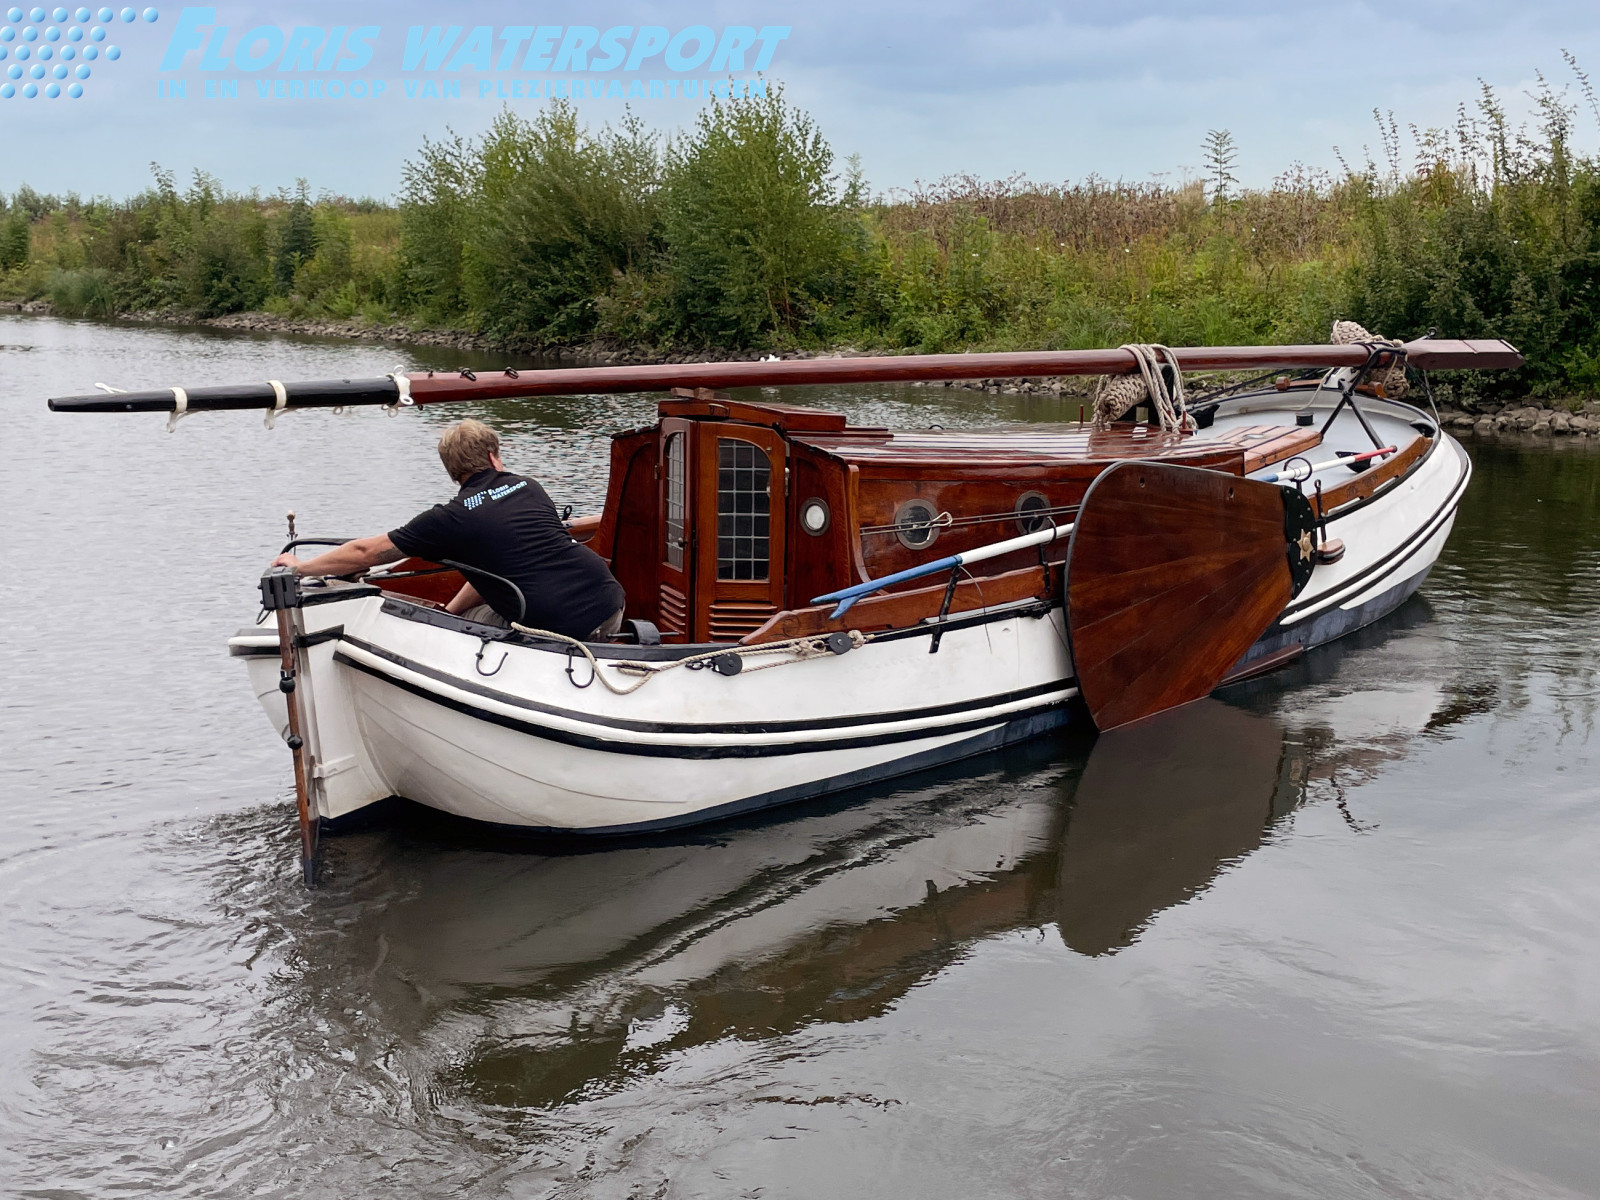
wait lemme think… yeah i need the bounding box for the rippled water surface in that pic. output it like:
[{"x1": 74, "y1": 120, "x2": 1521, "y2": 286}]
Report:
[{"x1": 3, "y1": 315, "x2": 1599, "y2": 1198}]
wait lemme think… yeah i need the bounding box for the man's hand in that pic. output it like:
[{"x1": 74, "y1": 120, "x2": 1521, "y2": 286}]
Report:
[{"x1": 268, "y1": 535, "x2": 403, "y2": 578}]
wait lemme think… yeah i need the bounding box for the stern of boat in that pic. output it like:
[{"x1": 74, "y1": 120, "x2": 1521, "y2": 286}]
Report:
[{"x1": 227, "y1": 582, "x2": 393, "y2": 823}]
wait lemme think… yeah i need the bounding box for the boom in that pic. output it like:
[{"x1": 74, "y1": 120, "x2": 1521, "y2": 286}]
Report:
[{"x1": 46, "y1": 339, "x2": 1523, "y2": 415}]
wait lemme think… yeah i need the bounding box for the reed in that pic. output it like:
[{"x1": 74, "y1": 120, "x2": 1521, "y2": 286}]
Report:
[{"x1": 3, "y1": 71, "x2": 1598, "y2": 397}]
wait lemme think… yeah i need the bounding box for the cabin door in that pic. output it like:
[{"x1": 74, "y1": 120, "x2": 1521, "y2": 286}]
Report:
[
  {"x1": 691, "y1": 423, "x2": 788, "y2": 642},
  {"x1": 656, "y1": 418, "x2": 695, "y2": 639}
]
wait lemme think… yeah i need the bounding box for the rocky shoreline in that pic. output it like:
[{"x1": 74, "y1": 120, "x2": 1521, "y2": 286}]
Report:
[{"x1": 1432, "y1": 402, "x2": 1600, "y2": 436}]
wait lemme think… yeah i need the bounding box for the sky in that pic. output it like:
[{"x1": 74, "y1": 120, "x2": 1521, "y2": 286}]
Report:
[{"x1": 1, "y1": 1, "x2": 1597, "y2": 202}]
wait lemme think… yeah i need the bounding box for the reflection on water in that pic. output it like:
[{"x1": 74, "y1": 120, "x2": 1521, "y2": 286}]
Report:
[
  {"x1": 4, "y1": 316, "x2": 1600, "y2": 1197},
  {"x1": 244, "y1": 672, "x2": 1490, "y2": 1122},
  {"x1": 1057, "y1": 701, "x2": 1306, "y2": 957}
]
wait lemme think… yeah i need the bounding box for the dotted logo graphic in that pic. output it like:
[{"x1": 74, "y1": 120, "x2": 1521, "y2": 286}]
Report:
[{"x1": 0, "y1": 6, "x2": 155, "y2": 99}]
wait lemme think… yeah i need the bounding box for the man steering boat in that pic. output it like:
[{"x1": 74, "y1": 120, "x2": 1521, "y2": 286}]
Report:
[{"x1": 270, "y1": 418, "x2": 626, "y2": 641}]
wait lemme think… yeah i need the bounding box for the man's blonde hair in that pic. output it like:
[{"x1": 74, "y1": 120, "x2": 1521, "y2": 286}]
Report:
[{"x1": 438, "y1": 419, "x2": 500, "y2": 482}]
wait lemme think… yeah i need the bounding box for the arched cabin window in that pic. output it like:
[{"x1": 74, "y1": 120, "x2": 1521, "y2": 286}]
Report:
[
  {"x1": 664, "y1": 432, "x2": 685, "y2": 569},
  {"x1": 716, "y1": 438, "x2": 771, "y2": 580}
]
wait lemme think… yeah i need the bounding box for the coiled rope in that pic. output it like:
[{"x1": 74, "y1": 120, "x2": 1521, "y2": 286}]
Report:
[
  {"x1": 1331, "y1": 320, "x2": 1409, "y2": 398},
  {"x1": 1092, "y1": 344, "x2": 1195, "y2": 433}
]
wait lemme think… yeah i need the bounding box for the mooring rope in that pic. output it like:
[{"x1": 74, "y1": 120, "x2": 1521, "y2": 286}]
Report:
[
  {"x1": 504, "y1": 623, "x2": 871, "y2": 695},
  {"x1": 1092, "y1": 344, "x2": 1195, "y2": 433},
  {"x1": 859, "y1": 503, "x2": 1080, "y2": 537}
]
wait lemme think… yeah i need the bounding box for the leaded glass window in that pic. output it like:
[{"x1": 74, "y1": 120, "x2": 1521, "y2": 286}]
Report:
[
  {"x1": 664, "y1": 432, "x2": 685, "y2": 569},
  {"x1": 716, "y1": 439, "x2": 771, "y2": 580}
]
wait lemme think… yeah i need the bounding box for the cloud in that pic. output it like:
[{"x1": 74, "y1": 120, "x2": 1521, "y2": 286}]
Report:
[{"x1": 2, "y1": 0, "x2": 1596, "y2": 200}]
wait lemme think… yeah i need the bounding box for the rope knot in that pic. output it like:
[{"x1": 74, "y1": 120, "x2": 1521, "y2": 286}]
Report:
[
  {"x1": 1331, "y1": 321, "x2": 1409, "y2": 398},
  {"x1": 1092, "y1": 345, "x2": 1195, "y2": 433}
]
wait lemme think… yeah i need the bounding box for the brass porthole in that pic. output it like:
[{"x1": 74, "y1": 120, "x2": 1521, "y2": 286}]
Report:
[
  {"x1": 800, "y1": 496, "x2": 831, "y2": 536},
  {"x1": 1015, "y1": 491, "x2": 1050, "y2": 533},
  {"x1": 894, "y1": 499, "x2": 941, "y2": 549}
]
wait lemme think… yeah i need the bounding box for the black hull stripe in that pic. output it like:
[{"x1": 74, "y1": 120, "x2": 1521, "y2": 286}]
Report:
[
  {"x1": 1239, "y1": 565, "x2": 1431, "y2": 669},
  {"x1": 382, "y1": 708, "x2": 1073, "y2": 836},
  {"x1": 336, "y1": 634, "x2": 1074, "y2": 736},
  {"x1": 1279, "y1": 441, "x2": 1468, "y2": 621},
  {"x1": 336, "y1": 649, "x2": 1073, "y2": 758}
]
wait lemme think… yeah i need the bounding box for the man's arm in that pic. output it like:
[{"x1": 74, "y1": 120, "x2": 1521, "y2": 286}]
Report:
[
  {"x1": 272, "y1": 534, "x2": 404, "y2": 577},
  {"x1": 445, "y1": 580, "x2": 484, "y2": 615}
]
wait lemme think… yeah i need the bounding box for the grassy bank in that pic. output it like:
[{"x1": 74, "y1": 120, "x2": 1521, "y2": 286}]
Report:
[{"x1": 5, "y1": 75, "x2": 1600, "y2": 401}]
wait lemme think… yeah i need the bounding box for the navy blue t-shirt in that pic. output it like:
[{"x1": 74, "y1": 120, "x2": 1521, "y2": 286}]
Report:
[{"x1": 389, "y1": 469, "x2": 624, "y2": 638}]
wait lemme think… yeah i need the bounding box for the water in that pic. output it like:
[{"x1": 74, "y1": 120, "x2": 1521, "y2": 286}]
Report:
[{"x1": 2, "y1": 314, "x2": 1598, "y2": 1198}]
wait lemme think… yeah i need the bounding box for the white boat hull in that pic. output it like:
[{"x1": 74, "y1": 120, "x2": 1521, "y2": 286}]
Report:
[
  {"x1": 234, "y1": 596, "x2": 1077, "y2": 831},
  {"x1": 229, "y1": 396, "x2": 1471, "y2": 834}
]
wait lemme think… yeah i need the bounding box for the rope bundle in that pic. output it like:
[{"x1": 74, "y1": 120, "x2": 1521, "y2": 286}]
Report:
[
  {"x1": 1331, "y1": 320, "x2": 1409, "y2": 398},
  {"x1": 1092, "y1": 344, "x2": 1196, "y2": 433}
]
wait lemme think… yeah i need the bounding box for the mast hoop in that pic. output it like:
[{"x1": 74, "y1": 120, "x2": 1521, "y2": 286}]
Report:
[
  {"x1": 264, "y1": 379, "x2": 289, "y2": 429},
  {"x1": 165, "y1": 387, "x2": 190, "y2": 435},
  {"x1": 384, "y1": 371, "x2": 414, "y2": 417}
]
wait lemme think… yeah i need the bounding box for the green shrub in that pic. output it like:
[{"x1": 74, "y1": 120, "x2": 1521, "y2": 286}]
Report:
[
  {"x1": 294, "y1": 207, "x2": 355, "y2": 301},
  {"x1": 662, "y1": 87, "x2": 855, "y2": 346},
  {"x1": 273, "y1": 183, "x2": 316, "y2": 295},
  {"x1": 463, "y1": 104, "x2": 662, "y2": 343},
  {"x1": 47, "y1": 267, "x2": 118, "y2": 318},
  {"x1": 6, "y1": 71, "x2": 1600, "y2": 399},
  {"x1": 0, "y1": 215, "x2": 28, "y2": 271},
  {"x1": 398, "y1": 133, "x2": 475, "y2": 320}
]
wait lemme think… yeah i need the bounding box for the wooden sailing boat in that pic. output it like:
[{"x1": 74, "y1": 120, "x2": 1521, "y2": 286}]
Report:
[{"x1": 49, "y1": 336, "x2": 1520, "y2": 879}]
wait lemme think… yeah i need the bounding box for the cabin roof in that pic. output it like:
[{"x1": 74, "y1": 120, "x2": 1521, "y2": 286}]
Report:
[
  {"x1": 659, "y1": 396, "x2": 851, "y2": 432},
  {"x1": 792, "y1": 423, "x2": 1310, "y2": 468},
  {"x1": 654, "y1": 397, "x2": 1317, "y2": 472}
]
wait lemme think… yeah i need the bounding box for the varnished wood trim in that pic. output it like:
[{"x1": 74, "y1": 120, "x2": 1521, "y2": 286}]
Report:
[
  {"x1": 846, "y1": 464, "x2": 870, "y2": 586},
  {"x1": 1318, "y1": 435, "x2": 1429, "y2": 511},
  {"x1": 742, "y1": 564, "x2": 1052, "y2": 644},
  {"x1": 1240, "y1": 426, "x2": 1322, "y2": 474}
]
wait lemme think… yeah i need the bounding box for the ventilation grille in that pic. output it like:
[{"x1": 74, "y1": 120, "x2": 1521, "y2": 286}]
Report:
[
  {"x1": 658, "y1": 583, "x2": 688, "y2": 635},
  {"x1": 708, "y1": 601, "x2": 779, "y2": 642}
]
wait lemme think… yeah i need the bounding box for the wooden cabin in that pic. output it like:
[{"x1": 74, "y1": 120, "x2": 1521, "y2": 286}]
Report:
[{"x1": 571, "y1": 389, "x2": 1330, "y2": 645}]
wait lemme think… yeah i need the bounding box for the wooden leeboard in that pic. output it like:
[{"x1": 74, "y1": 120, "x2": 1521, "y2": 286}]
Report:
[{"x1": 1065, "y1": 461, "x2": 1301, "y2": 731}]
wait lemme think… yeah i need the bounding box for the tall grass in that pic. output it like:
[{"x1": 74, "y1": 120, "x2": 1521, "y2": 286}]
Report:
[{"x1": 5, "y1": 73, "x2": 1600, "y2": 397}]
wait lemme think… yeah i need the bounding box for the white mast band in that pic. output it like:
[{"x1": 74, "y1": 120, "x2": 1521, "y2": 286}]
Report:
[
  {"x1": 165, "y1": 387, "x2": 190, "y2": 434},
  {"x1": 264, "y1": 380, "x2": 289, "y2": 429}
]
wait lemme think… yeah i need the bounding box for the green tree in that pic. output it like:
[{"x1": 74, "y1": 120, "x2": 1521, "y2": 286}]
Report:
[
  {"x1": 662, "y1": 87, "x2": 853, "y2": 345},
  {"x1": 1204, "y1": 129, "x2": 1239, "y2": 203},
  {"x1": 398, "y1": 133, "x2": 476, "y2": 319},
  {"x1": 0, "y1": 214, "x2": 29, "y2": 271},
  {"x1": 273, "y1": 181, "x2": 316, "y2": 294},
  {"x1": 464, "y1": 104, "x2": 662, "y2": 343}
]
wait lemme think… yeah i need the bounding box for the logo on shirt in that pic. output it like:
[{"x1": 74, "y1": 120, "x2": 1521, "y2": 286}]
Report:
[{"x1": 462, "y1": 477, "x2": 527, "y2": 511}]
